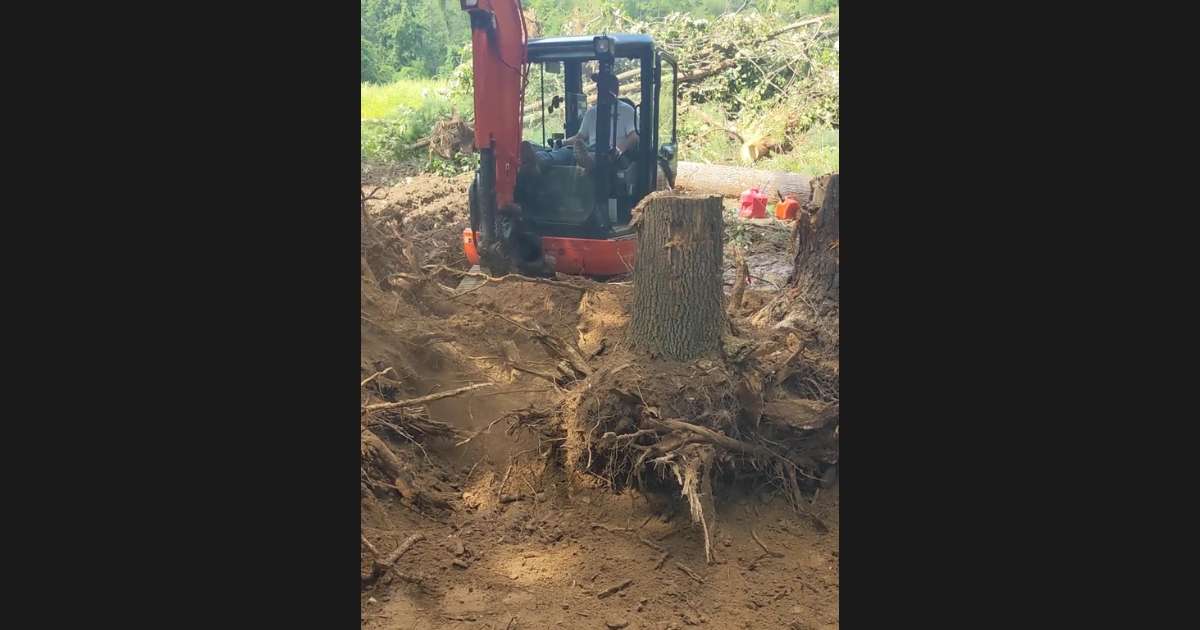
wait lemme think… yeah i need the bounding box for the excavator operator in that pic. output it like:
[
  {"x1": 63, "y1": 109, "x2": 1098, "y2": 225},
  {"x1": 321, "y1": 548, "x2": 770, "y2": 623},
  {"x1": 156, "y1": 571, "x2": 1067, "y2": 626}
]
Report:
[{"x1": 520, "y1": 72, "x2": 638, "y2": 174}]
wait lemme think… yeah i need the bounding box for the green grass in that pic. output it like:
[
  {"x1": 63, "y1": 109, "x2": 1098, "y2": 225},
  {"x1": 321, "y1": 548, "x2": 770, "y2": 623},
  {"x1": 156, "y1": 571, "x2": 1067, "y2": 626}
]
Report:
[
  {"x1": 758, "y1": 126, "x2": 839, "y2": 176},
  {"x1": 361, "y1": 79, "x2": 474, "y2": 163},
  {"x1": 361, "y1": 79, "x2": 455, "y2": 120},
  {"x1": 361, "y1": 80, "x2": 838, "y2": 178},
  {"x1": 679, "y1": 103, "x2": 839, "y2": 176}
]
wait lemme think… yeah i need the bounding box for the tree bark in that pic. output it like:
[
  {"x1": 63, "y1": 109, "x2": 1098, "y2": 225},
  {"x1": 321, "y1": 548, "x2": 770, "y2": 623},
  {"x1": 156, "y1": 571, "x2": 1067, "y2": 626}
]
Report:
[
  {"x1": 729, "y1": 244, "x2": 749, "y2": 314},
  {"x1": 629, "y1": 193, "x2": 725, "y2": 360},
  {"x1": 748, "y1": 173, "x2": 839, "y2": 346},
  {"x1": 675, "y1": 162, "x2": 811, "y2": 202},
  {"x1": 789, "y1": 173, "x2": 839, "y2": 304}
]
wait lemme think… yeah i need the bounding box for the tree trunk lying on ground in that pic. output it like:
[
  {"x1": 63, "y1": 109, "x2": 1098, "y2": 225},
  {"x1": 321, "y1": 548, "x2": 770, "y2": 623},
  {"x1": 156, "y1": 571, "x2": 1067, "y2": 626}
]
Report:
[{"x1": 674, "y1": 162, "x2": 811, "y2": 201}]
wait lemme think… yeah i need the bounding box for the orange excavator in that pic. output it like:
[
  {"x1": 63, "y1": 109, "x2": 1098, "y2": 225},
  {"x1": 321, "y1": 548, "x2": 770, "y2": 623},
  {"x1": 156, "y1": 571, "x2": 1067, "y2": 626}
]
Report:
[{"x1": 459, "y1": 0, "x2": 678, "y2": 278}]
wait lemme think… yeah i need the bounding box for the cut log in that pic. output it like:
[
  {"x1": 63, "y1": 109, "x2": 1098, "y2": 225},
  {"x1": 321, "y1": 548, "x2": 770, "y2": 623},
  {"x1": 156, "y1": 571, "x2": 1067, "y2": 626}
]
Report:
[
  {"x1": 675, "y1": 162, "x2": 811, "y2": 202},
  {"x1": 629, "y1": 192, "x2": 725, "y2": 361}
]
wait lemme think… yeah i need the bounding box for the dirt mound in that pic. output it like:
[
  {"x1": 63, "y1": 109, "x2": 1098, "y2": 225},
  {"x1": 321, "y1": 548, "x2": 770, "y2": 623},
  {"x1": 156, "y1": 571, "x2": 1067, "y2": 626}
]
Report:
[
  {"x1": 361, "y1": 160, "x2": 424, "y2": 187},
  {"x1": 369, "y1": 172, "x2": 472, "y2": 234},
  {"x1": 362, "y1": 173, "x2": 474, "y2": 290}
]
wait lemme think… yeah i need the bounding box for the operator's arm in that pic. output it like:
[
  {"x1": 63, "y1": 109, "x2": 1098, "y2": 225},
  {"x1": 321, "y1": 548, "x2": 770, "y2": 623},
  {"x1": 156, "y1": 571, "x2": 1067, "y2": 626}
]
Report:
[
  {"x1": 615, "y1": 130, "x2": 639, "y2": 154},
  {"x1": 567, "y1": 130, "x2": 589, "y2": 145},
  {"x1": 567, "y1": 106, "x2": 596, "y2": 145},
  {"x1": 614, "y1": 104, "x2": 639, "y2": 155}
]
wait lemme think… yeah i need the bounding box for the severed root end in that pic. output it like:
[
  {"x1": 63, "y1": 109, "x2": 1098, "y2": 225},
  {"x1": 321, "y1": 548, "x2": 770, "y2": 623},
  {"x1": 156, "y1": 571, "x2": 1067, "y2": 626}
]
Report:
[{"x1": 658, "y1": 444, "x2": 718, "y2": 564}]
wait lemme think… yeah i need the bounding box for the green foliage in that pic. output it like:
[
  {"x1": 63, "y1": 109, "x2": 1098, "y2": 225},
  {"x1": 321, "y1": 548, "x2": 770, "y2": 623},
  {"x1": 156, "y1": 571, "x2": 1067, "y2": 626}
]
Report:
[
  {"x1": 361, "y1": 0, "x2": 471, "y2": 80},
  {"x1": 361, "y1": 1, "x2": 839, "y2": 174},
  {"x1": 757, "y1": 126, "x2": 839, "y2": 176},
  {"x1": 601, "y1": 8, "x2": 839, "y2": 168},
  {"x1": 361, "y1": 78, "x2": 454, "y2": 119},
  {"x1": 361, "y1": 79, "x2": 473, "y2": 163},
  {"x1": 429, "y1": 152, "x2": 479, "y2": 177},
  {"x1": 448, "y1": 42, "x2": 474, "y2": 100},
  {"x1": 361, "y1": 0, "x2": 839, "y2": 80},
  {"x1": 728, "y1": 219, "x2": 755, "y2": 250},
  {"x1": 361, "y1": 37, "x2": 394, "y2": 84},
  {"x1": 361, "y1": 120, "x2": 412, "y2": 163},
  {"x1": 522, "y1": 63, "x2": 566, "y2": 144}
]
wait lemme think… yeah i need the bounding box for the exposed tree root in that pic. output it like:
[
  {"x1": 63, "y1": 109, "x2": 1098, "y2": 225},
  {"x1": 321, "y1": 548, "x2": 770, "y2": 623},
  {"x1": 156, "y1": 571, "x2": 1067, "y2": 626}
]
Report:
[
  {"x1": 362, "y1": 382, "x2": 494, "y2": 414},
  {"x1": 424, "y1": 263, "x2": 592, "y2": 293},
  {"x1": 597, "y1": 578, "x2": 634, "y2": 599},
  {"x1": 499, "y1": 339, "x2": 838, "y2": 548},
  {"x1": 361, "y1": 533, "x2": 425, "y2": 588},
  {"x1": 657, "y1": 444, "x2": 719, "y2": 564},
  {"x1": 675, "y1": 561, "x2": 705, "y2": 584}
]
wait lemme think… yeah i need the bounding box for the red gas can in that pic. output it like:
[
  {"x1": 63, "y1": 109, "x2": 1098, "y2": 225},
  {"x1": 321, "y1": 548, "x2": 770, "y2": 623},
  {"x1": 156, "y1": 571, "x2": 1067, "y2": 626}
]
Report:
[
  {"x1": 739, "y1": 188, "x2": 768, "y2": 219},
  {"x1": 775, "y1": 195, "x2": 800, "y2": 220}
]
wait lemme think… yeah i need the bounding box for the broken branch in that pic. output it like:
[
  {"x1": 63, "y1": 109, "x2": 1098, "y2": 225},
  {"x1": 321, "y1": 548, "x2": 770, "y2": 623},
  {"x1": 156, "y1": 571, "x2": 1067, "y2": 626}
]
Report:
[{"x1": 361, "y1": 367, "x2": 395, "y2": 388}]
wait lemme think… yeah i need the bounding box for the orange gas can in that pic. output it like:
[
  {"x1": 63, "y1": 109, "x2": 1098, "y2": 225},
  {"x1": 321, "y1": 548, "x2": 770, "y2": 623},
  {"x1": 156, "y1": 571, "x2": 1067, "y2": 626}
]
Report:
[{"x1": 775, "y1": 195, "x2": 800, "y2": 220}]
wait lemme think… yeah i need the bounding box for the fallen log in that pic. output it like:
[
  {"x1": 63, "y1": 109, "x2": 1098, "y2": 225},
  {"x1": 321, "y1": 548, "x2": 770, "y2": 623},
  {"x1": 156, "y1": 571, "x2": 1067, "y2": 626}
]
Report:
[{"x1": 675, "y1": 162, "x2": 811, "y2": 202}]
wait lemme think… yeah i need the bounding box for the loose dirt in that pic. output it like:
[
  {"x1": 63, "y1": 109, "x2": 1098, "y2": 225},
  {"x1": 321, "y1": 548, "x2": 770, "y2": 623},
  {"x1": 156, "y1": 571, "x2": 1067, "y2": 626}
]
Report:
[{"x1": 361, "y1": 174, "x2": 838, "y2": 630}]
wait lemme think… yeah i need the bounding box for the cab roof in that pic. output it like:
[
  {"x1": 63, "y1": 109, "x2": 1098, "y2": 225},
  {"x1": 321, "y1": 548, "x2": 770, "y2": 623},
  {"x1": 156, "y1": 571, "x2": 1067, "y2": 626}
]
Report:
[{"x1": 526, "y1": 33, "x2": 655, "y2": 62}]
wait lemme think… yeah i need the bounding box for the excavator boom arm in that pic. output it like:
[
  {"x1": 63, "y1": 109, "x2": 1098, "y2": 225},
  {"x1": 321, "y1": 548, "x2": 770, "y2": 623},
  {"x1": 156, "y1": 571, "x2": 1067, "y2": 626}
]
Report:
[{"x1": 462, "y1": 0, "x2": 526, "y2": 210}]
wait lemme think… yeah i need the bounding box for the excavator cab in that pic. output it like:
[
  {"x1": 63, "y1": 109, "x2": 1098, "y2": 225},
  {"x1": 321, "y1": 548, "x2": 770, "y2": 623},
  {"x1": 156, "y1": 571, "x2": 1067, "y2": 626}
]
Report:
[{"x1": 461, "y1": 0, "x2": 678, "y2": 277}]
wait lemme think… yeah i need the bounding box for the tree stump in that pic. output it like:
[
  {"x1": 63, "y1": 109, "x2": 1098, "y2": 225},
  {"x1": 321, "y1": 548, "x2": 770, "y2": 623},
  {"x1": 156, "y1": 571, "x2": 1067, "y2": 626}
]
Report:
[
  {"x1": 790, "y1": 173, "x2": 839, "y2": 304},
  {"x1": 748, "y1": 172, "x2": 839, "y2": 349},
  {"x1": 629, "y1": 192, "x2": 725, "y2": 360}
]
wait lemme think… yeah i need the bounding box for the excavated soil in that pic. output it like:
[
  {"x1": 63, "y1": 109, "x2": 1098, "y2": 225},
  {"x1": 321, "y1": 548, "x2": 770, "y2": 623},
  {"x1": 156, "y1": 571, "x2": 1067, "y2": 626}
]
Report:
[{"x1": 361, "y1": 175, "x2": 838, "y2": 630}]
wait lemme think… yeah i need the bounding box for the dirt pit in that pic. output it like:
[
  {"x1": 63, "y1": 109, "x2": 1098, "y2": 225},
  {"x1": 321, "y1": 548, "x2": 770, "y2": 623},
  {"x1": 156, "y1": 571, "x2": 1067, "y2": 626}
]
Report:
[{"x1": 361, "y1": 174, "x2": 838, "y2": 629}]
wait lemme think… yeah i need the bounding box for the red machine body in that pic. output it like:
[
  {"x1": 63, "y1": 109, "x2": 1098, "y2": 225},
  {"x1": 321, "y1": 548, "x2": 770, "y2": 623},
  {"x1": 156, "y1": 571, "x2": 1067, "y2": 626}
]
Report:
[
  {"x1": 461, "y1": 0, "x2": 676, "y2": 278},
  {"x1": 463, "y1": 228, "x2": 636, "y2": 277}
]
